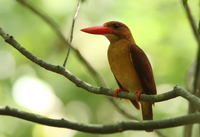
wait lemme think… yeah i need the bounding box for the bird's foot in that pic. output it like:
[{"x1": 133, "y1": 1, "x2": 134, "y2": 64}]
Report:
[
  {"x1": 113, "y1": 88, "x2": 127, "y2": 97},
  {"x1": 135, "y1": 90, "x2": 143, "y2": 102}
]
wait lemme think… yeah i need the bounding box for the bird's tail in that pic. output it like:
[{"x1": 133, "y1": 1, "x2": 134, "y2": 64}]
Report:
[{"x1": 141, "y1": 101, "x2": 153, "y2": 132}]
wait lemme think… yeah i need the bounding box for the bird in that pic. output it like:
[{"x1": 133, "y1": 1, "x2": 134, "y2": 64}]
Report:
[{"x1": 81, "y1": 21, "x2": 157, "y2": 122}]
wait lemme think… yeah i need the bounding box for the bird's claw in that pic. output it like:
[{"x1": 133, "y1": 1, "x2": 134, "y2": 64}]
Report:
[
  {"x1": 113, "y1": 88, "x2": 127, "y2": 97},
  {"x1": 135, "y1": 90, "x2": 143, "y2": 102}
]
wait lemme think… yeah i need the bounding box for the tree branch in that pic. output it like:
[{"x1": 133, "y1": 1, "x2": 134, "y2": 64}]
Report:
[
  {"x1": 1, "y1": 27, "x2": 200, "y2": 106},
  {"x1": 0, "y1": 3, "x2": 200, "y2": 134},
  {"x1": 15, "y1": 1, "x2": 145, "y2": 134},
  {"x1": 182, "y1": 0, "x2": 200, "y2": 137},
  {"x1": 1, "y1": 0, "x2": 199, "y2": 134},
  {"x1": 16, "y1": 0, "x2": 106, "y2": 86},
  {"x1": 0, "y1": 106, "x2": 200, "y2": 133}
]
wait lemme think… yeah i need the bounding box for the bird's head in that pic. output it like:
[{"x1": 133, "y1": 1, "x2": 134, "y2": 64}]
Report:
[{"x1": 81, "y1": 21, "x2": 134, "y2": 43}]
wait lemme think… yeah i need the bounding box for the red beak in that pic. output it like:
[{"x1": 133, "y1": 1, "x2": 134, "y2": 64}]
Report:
[{"x1": 81, "y1": 26, "x2": 112, "y2": 35}]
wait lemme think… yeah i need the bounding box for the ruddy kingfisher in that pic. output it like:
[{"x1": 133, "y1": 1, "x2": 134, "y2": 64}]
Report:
[{"x1": 81, "y1": 21, "x2": 157, "y2": 122}]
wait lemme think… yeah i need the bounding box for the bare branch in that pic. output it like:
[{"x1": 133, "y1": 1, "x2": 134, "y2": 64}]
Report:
[
  {"x1": 0, "y1": 4, "x2": 200, "y2": 133},
  {"x1": 1, "y1": 28, "x2": 200, "y2": 106},
  {"x1": 182, "y1": 0, "x2": 200, "y2": 136},
  {"x1": 63, "y1": 0, "x2": 82, "y2": 67},
  {"x1": 16, "y1": 0, "x2": 106, "y2": 86},
  {"x1": 1, "y1": 1, "x2": 198, "y2": 134},
  {"x1": 16, "y1": 0, "x2": 133, "y2": 126},
  {"x1": 0, "y1": 106, "x2": 200, "y2": 133}
]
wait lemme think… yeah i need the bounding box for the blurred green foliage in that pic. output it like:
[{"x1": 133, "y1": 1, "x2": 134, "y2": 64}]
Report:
[{"x1": 0, "y1": 0, "x2": 199, "y2": 137}]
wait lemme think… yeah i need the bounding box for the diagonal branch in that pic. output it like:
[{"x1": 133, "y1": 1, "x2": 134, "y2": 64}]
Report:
[
  {"x1": 0, "y1": 0, "x2": 198, "y2": 135},
  {"x1": 0, "y1": 106, "x2": 200, "y2": 133},
  {"x1": 1, "y1": 11, "x2": 200, "y2": 134},
  {"x1": 1, "y1": 27, "x2": 200, "y2": 106},
  {"x1": 15, "y1": 0, "x2": 142, "y2": 130},
  {"x1": 16, "y1": 0, "x2": 106, "y2": 86}
]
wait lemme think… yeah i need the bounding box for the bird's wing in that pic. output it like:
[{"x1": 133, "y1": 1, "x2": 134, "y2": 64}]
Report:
[
  {"x1": 129, "y1": 44, "x2": 157, "y2": 95},
  {"x1": 114, "y1": 76, "x2": 125, "y2": 89}
]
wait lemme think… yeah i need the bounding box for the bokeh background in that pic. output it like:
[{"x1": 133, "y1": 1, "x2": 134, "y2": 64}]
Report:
[{"x1": 0, "y1": 0, "x2": 199, "y2": 137}]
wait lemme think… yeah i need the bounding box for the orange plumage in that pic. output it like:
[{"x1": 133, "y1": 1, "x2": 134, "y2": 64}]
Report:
[{"x1": 81, "y1": 21, "x2": 157, "y2": 122}]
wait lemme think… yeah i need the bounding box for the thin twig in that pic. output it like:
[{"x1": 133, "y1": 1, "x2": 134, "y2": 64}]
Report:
[
  {"x1": 63, "y1": 0, "x2": 82, "y2": 67},
  {"x1": 16, "y1": 0, "x2": 105, "y2": 86},
  {"x1": 0, "y1": 106, "x2": 200, "y2": 133},
  {"x1": 182, "y1": 0, "x2": 200, "y2": 93}
]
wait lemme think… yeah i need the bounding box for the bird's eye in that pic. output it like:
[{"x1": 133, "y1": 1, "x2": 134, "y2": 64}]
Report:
[{"x1": 112, "y1": 24, "x2": 121, "y2": 29}]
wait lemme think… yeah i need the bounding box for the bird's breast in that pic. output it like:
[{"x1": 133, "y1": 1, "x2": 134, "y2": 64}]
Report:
[{"x1": 108, "y1": 40, "x2": 142, "y2": 92}]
